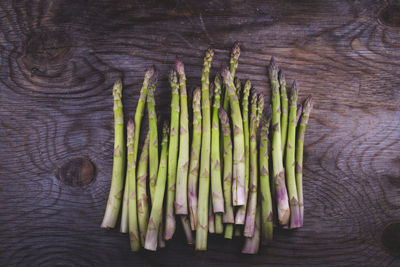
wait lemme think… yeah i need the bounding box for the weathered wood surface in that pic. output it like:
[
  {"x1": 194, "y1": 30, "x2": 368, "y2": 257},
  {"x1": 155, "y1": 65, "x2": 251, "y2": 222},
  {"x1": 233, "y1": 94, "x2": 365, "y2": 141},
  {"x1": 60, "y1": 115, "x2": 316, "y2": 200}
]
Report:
[{"x1": 0, "y1": 0, "x2": 399, "y2": 266}]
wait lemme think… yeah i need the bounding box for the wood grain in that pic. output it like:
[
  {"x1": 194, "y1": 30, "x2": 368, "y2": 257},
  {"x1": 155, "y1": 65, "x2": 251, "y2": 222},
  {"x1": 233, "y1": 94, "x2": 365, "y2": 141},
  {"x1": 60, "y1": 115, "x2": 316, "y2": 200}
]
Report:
[{"x1": 0, "y1": 0, "x2": 399, "y2": 266}]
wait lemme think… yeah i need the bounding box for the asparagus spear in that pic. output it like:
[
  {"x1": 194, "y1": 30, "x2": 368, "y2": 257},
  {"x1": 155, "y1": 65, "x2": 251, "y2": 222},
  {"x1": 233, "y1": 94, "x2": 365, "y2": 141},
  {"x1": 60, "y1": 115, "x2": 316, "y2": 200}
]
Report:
[
  {"x1": 101, "y1": 79, "x2": 125, "y2": 229},
  {"x1": 208, "y1": 195, "x2": 215, "y2": 234},
  {"x1": 257, "y1": 94, "x2": 264, "y2": 127},
  {"x1": 235, "y1": 80, "x2": 251, "y2": 224},
  {"x1": 175, "y1": 60, "x2": 190, "y2": 215},
  {"x1": 188, "y1": 88, "x2": 202, "y2": 230},
  {"x1": 224, "y1": 224, "x2": 233, "y2": 239},
  {"x1": 144, "y1": 123, "x2": 169, "y2": 251},
  {"x1": 196, "y1": 48, "x2": 214, "y2": 250},
  {"x1": 165, "y1": 70, "x2": 180, "y2": 240},
  {"x1": 244, "y1": 91, "x2": 259, "y2": 237},
  {"x1": 221, "y1": 68, "x2": 246, "y2": 207},
  {"x1": 279, "y1": 70, "x2": 288, "y2": 154},
  {"x1": 147, "y1": 82, "x2": 159, "y2": 202},
  {"x1": 286, "y1": 82, "x2": 301, "y2": 229},
  {"x1": 242, "y1": 206, "x2": 261, "y2": 254},
  {"x1": 137, "y1": 132, "x2": 150, "y2": 246},
  {"x1": 215, "y1": 214, "x2": 224, "y2": 234},
  {"x1": 259, "y1": 113, "x2": 273, "y2": 244},
  {"x1": 126, "y1": 120, "x2": 140, "y2": 251},
  {"x1": 180, "y1": 215, "x2": 194, "y2": 244},
  {"x1": 296, "y1": 95, "x2": 313, "y2": 227},
  {"x1": 223, "y1": 42, "x2": 240, "y2": 112},
  {"x1": 121, "y1": 67, "x2": 154, "y2": 233},
  {"x1": 219, "y1": 108, "x2": 234, "y2": 223},
  {"x1": 211, "y1": 74, "x2": 224, "y2": 213},
  {"x1": 268, "y1": 58, "x2": 290, "y2": 226},
  {"x1": 234, "y1": 77, "x2": 242, "y2": 100}
]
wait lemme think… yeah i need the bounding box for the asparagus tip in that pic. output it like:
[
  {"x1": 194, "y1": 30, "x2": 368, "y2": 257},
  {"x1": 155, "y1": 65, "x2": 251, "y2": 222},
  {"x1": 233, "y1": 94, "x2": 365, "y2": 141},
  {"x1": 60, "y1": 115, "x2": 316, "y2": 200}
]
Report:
[
  {"x1": 232, "y1": 41, "x2": 240, "y2": 57},
  {"x1": 296, "y1": 104, "x2": 303, "y2": 124},
  {"x1": 290, "y1": 81, "x2": 298, "y2": 100},
  {"x1": 278, "y1": 69, "x2": 286, "y2": 87},
  {"x1": 303, "y1": 95, "x2": 313, "y2": 114},
  {"x1": 205, "y1": 48, "x2": 214, "y2": 61},
  {"x1": 146, "y1": 66, "x2": 155, "y2": 79},
  {"x1": 176, "y1": 59, "x2": 185, "y2": 75},
  {"x1": 127, "y1": 119, "x2": 134, "y2": 134},
  {"x1": 268, "y1": 57, "x2": 278, "y2": 80},
  {"x1": 169, "y1": 70, "x2": 178, "y2": 84},
  {"x1": 221, "y1": 67, "x2": 233, "y2": 84}
]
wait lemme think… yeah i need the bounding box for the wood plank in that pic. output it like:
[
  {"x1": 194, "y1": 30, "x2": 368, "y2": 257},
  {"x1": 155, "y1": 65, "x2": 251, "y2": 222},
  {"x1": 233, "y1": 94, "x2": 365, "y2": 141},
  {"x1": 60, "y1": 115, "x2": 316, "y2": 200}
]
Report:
[{"x1": 0, "y1": 0, "x2": 399, "y2": 266}]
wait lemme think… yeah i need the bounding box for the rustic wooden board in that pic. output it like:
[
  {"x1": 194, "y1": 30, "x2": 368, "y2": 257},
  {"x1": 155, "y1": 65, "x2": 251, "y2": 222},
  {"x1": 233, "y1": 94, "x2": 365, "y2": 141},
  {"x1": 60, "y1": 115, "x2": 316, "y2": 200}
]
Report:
[{"x1": 0, "y1": 0, "x2": 399, "y2": 266}]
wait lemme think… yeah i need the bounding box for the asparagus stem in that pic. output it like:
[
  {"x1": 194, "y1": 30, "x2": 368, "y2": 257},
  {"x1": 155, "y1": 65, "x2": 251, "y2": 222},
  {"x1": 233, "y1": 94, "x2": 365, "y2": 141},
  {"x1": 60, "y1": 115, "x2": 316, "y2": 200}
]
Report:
[
  {"x1": 234, "y1": 77, "x2": 242, "y2": 100},
  {"x1": 279, "y1": 70, "x2": 288, "y2": 154},
  {"x1": 223, "y1": 42, "x2": 240, "y2": 112},
  {"x1": 259, "y1": 113, "x2": 273, "y2": 244},
  {"x1": 296, "y1": 95, "x2": 313, "y2": 227},
  {"x1": 286, "y1": 82, "x2": 301, "y2": 229},
  {"x1": 208, "y1": 195, "x2": 215, "y2": 234},
  {"x1": 221, "y1": 68, "x2": 246, "y2": 207},
  {"x1": 121, "y1": 67, "x2": 154, "y2": 233},
  {"x1": 235, "y1": 225, "x2": 242, "y2": 237},
  {"x1": 147, "y1": 83, "x2": 159, "y2": 202},
  {"x1": 126, "y1": 120, "x2": 140, "y2": 251},
  {"x1": 144, "y1": 123, "x2": 169, "y2": 251},
  {"x1": 188, "y1": 88, "x2": 202, "y2": 230},
  {"x1": 242, "y1": 206, "x2": 261, "y2": 254},
  {"x1": 196, "y1": 48, "x2": 214, "y2": 251},
  {"x1": 101, "y1": 80, "x2": 125, "y2": 229},
  {"x1": 174, "y1": 60, "x2": 190, "y2": 215},
  {"x1": 268, "y1": 58, "x2": 290, "y2": 226},
  {"x1": 244, "y1": 91, "x2": 259, "y2": 237},
  {"x1": 235, "y1": 80, "x2": 251, "y2": 224},
  {"x1": 165, "y1": 70, "x2": 180, "y2": 240},
  {"x1": 137, "y1": 132, "x2": 150, "y2": 246},
  {"x1": 215, "y1": 214, "x2": 224, "y2": 234},
  {"x1": 224, "y1": 224, "x2": 234, "y2": 239},
  {"x1": 180, "y1": 216, "x2": 194, "y2": 244},
  {"x1": 219, "y1": 108, "x2": 234, "y2": 223},
  {"x1": 211, "y1": 74, "x2": 224, "y2": 213}
]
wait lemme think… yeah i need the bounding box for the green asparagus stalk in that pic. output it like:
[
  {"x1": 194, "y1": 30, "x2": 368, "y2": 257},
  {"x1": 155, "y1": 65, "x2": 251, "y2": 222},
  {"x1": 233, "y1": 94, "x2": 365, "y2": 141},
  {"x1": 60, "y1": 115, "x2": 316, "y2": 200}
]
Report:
[
  {"x1": 242, "y1": 206, "x2": 261, "y2": 254},
  {"x1": 101, "y1": 79, "x2": 125, "y2": 229},
  {"x1": 223, "y1": 42, "x2": 240, "y2": 112},
  {"x1": 121, "y1": 67, "x2": 154, "y2": 233},
  {"x1": 244, "y1": 91, "x2": 259, "y2": 237},
  {"x1": 221, "y1": 68, "x2": 246, "y2": 207},
  {"x1": 196, "y1": 48, "x2": 214, "y2": 250},
  {"x1": 208, "y1": 195, "x2": 215, "y2": 234},
  {"x1": 165, "y1": 70, "x2": 180, "y2": 240},
  {"x1": 257, "y1": 94, "x2": 264, "y2": 128},
  {"x1": 234, "y1": 77, "x2": 241, "y2": 100},
  {"x1": 180, "y1": 215, "x2": 194, "y2": 244},
  {"x1": 296, "y1": 95, "x2": 313, "y2": 227},
  {"x1": 279, "y1": 70, "x2": 288, "y2": 154},
  {"x1": 286, "y1": 82, "x2": 301, "y2": 228},
  {"x1": 188, "y1": 88, "x2": 202, "y2": 230},
  {"x1": 144, "y1": 123, "x2": 169, "y2": 251},
  {"x1": 175, "y1": 60, "x2": 190, "y2": 215},
  {"x1": 126, "y1": 120, "x2": 140, "y2": 251},
  {"x1": 268, "y1": 57, "x2": 290, "y2": 226},
  {"x1": 215, "y1": 214, "x2": 224, "y2": 234},
  {"x1": 224, "y1": 224, "x2": 234, "y2": 239},
  {"x1": 211, "y1": 74, "x2": 224, "y2": 213},
  {"x1": 147, "y1": 82, "x2": 159, "y2": 202},
  {"x1": 137, "y1": 132, "x2": 150, "y2": 246},
  {"x1": 235, "y1": 80, "x2": 251, "y2": 224},
  {"x1": 259, "y1": 112, "x2": 273, "y2": 244},
  {"x1": 219, "y1": 108, "x2": 234, "y2": 223}
]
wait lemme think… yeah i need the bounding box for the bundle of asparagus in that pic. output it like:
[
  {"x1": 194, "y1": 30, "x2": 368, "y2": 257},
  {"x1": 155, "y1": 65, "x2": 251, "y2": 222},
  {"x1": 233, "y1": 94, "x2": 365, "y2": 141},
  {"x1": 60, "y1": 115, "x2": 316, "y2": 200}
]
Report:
[{"x1": 101, "y1": 42, "x2": 313, "y2": 254}]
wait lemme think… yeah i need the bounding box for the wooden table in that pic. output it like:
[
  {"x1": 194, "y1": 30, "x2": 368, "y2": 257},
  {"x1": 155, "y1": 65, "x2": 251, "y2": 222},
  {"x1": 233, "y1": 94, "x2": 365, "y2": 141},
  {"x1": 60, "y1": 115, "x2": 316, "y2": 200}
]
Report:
[{"x1": 1, "y1": 1, "x2": 399, "y2": 266}]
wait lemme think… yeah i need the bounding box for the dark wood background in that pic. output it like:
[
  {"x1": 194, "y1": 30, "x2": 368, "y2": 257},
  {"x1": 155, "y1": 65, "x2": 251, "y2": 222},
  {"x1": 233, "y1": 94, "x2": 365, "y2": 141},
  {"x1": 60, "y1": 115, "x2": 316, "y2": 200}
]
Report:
[{"x1": 0, "y1": 0, "x2": 399, "y2": 266}]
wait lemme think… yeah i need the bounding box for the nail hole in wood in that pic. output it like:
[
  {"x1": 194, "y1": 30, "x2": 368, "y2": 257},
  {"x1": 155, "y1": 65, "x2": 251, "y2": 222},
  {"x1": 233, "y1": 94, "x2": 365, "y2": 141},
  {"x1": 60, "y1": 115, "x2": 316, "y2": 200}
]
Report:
[{"x1": 58, "y1": 157, "x2": 96, "y2": 187}]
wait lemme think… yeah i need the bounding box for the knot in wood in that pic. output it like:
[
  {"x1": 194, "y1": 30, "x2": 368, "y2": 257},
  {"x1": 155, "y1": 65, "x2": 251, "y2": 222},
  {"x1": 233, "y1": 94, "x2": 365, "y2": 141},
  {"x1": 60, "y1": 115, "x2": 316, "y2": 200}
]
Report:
[
  {"x1": 378, "y1": 5, "x2": 400, "y2": 27},
  {"x1": 58, "y1": 157, "x2": 95, "y2": 187}
]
